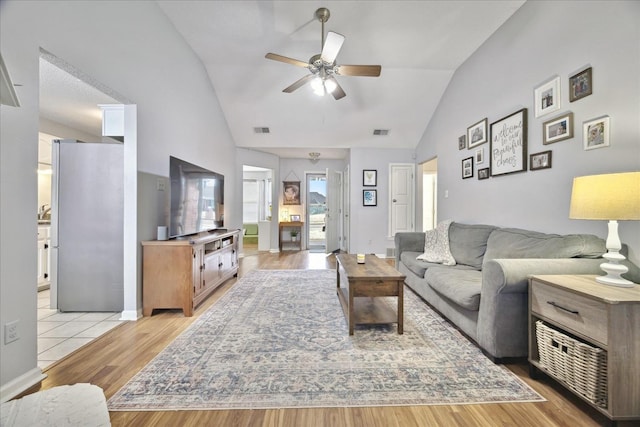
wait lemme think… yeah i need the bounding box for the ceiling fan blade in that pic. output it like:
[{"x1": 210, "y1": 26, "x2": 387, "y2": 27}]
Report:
[
  {"x1": 321, "y1": 31, "x2": 345, "y2": 64},
  {"x1": 283, "y1": 74, "x2": 316, "y2": 93},
  {"x1": 265, "y1": 53, "x2": 309, "y2": 68},
  {"x1": 335, "y1": 64, "x2": 382, "y2": 77},
  {"x1": 327, "y1": 76, "x2": 346, "y2": 100}
]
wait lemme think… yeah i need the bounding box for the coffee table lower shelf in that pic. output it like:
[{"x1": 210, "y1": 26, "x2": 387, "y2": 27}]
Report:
[{"x1": 337, "y1": 287, "x2": 400, "y2": 330}]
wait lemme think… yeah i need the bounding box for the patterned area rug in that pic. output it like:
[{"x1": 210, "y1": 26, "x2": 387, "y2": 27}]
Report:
[{"x1": 108, "y1": 269, "x2": 543, "y2": 411}]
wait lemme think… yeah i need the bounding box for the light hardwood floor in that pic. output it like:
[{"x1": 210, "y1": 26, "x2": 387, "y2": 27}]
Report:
[{"x1": 28, "y1": 251, "x2": 619, "y2": 426}]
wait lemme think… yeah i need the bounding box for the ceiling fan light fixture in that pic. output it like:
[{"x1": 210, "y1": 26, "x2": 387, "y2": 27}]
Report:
[
  {"x1": 310, "y1": 77, "x2": 325, "y2": 96},
  {"x1": 324, "y1": 78, "x2": 337, "y2": 94}
]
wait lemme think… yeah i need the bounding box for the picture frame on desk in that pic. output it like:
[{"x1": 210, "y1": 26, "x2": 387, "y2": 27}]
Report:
[{"x1": 290, "y1": 214, "x2": 300, "y2": 222}]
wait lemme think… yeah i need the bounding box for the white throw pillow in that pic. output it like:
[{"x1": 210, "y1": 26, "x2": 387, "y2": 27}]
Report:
[{"x1": 416, "y1": 220, "x2": 456, "y2": 266}]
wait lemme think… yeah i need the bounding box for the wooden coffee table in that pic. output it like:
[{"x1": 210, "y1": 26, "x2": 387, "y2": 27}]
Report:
[{"x1": 336, "y1": 254, "x2": 406, "y2": 335}]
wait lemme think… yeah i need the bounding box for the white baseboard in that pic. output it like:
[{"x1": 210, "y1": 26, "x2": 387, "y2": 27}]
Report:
[
  {"x1": 119, "y1": 309, "x2": 141, "y2": 321},
  {"x1": 0, "y1": 368, "x2": 47, "y2": 403}
]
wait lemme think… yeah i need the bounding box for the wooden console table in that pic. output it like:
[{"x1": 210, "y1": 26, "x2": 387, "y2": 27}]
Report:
[
  {"x1": 279, "y1": 221, "x2": 303, "y2": 251},
  {"x1": 141, "y1": 229, "x2": 239, "y2": 316}
]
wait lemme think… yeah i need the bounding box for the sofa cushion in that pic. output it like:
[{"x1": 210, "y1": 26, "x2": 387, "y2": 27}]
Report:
[
  {"x1": 401, "y1": 252, "x2": 440, "y2": 278},
  {"x1": 401, "y1": 252, "x2": 475, "y2": 278},
  {"x1": 417, "y1": 220, "x2": 456, "y2": 266},
  {"x1": 483, "y1": 228, "x2": 606, "y2": 264},
  {"x1": 425, "y1": 267, "x2": 483, "y2": 311},
  {"x1": 448, "y1": 223, "x2": 497, "y2": 270}
]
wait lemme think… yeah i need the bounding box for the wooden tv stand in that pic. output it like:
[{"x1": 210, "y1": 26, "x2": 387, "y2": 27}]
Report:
[{"x1": 141, "y1": 229, "x2": 239, "y2": 317}]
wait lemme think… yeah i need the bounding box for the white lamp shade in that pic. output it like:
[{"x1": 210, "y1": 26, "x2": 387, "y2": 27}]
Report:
[{"x1": 569, "y1": 172, "x2": 640, "y2": 220}]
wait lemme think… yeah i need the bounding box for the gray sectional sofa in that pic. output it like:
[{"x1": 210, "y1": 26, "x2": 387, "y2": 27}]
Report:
[{"x1": 394, "y1": 223, "x2": 640, "y2": 362}]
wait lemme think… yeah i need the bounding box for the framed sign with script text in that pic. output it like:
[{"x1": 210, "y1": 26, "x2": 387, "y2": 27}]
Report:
[{"x1": 490, "y1": 108, "x2": 528, "y2": 177}]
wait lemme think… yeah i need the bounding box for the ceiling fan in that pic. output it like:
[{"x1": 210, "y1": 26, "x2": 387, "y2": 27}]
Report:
[{"x1": 265, "y1": 7, "x2": 381, "y2": 100}]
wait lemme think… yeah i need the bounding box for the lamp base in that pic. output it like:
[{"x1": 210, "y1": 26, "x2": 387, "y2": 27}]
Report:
[
  {"x1": 596, "y1": 272, "x2": 635, "y2": 288},
  {"x1": 595, "y1": 220, "x2": 637, "y2": 288},
  {"x1": 597, "y1": 252, "x2": 635, "y2": 288}
]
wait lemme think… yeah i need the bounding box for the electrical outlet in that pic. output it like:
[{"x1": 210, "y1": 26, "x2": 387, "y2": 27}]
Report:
[
  {"x1": 157, "y1": 178, "x2": 166, "y2": 191},
  {"x1": 5, "y1": 320, "x2": 19, "y2": 344}
]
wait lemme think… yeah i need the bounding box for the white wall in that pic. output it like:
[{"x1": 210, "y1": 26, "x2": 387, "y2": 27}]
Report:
[
  {"x1": 349, "y1": 148, "x2": 416, "y2": 255},
  {"x1": 0, "y1": 1, "x2": 236, "y2": 397},
  {"x1": 416, "y1": 1, "x2": 640, "y2": 265}
]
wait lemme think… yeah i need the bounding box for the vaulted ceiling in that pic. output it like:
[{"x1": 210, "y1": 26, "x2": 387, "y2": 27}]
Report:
[
  {"x1": 39, "y1": 1, "x2": 526, "y2": 160},
  {"x1": 156, "y1": 1, "x2": 525, "y2": 159}
]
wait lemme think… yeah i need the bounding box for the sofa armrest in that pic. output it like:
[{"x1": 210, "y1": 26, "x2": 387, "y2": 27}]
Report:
[
  {"x1": 394, "y1": 232, "x2": 425, "y2": 268},
  {"x1": 482, "y1": 258, "x2": 605, "y2": 295},
  {"x1": 476, "y1": 258, "x2": 604, "y2": 359}
]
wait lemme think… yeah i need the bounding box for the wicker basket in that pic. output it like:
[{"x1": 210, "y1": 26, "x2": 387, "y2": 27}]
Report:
[{"x1": 535, "y1": 321, "x2": 608, "y2": 408}]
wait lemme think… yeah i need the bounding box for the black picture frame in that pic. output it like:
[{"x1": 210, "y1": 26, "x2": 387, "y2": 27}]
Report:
[
  {"x1": 458, "y1": 135, "x2": 466, "y2": 150},
  {"x1": 467, "y1": 118, "x2": 488, "y2": 148},
  {"x1": 363, "y1": 189, "x2": 377, "y2": 206},
  {"x1": 530, "y1": 150, "x2": 552, "y2": 171},
  {"x1": 462, "y1": 157, "x2": 474, "y2": 179},
  {"x1": 569, "y1": 66, "x2": 593, "y2": 102},
  {"x1": 490, "y1": 108, "x2": 528, "y2": 177},
  {"x1": 363, "y1": 170, "x2": 377, "y2": 186},
  {"x1": 478, "y1": 168, "x2": 490, "y2": 180}
]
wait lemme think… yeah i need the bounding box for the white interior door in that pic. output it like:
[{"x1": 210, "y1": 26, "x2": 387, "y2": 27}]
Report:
[
  {"x1": 342, "y1": 164, "x2": 350, "y2": 252},
  {"x1": 389, "y1": 163, "x2": 415, "y2": 236},
  {"x1": 325, "y1": 168, "x2": 341, "y2": 253}
]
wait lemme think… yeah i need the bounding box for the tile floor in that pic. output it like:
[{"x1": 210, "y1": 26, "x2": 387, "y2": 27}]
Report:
[{"x1": 37, "y1": 289, "x2": 124, "y2": 370}]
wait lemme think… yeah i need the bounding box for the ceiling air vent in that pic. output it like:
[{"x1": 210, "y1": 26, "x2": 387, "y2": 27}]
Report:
[
  {"x1": 373, "y1": 129, "x2": 389, "y2": 136},
  {"x1": 254, "y1": 127, "x2": 270, "y2": 134}
]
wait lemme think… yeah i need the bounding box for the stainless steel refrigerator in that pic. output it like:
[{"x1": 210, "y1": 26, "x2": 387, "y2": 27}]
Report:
[{"x1": 50, "y1": 139, "x2": 124, "y2": 312}]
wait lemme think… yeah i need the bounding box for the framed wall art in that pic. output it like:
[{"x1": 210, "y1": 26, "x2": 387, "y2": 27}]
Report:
[
  {"x1": 363, "y1": 189, "x2": 377, "y2": 206},
  {"x1": 569, "y1": 66, "x2": 592, "y2": 102},
  {"x1": 475, "y1": 148, "x2": 484, "y2": 164},
  {"x1": 458, "y1": 135, "x2": 466, "y2": 150},
  {"x1": 583, "y1": 116, "x2": 610, "y2": 150},
  {"x1": 543, "y1": 112, "x2": 574, "y2": 145},
  {"x1": 534, "y1": 76, "x2": 560, "y2": 118},
  {"x1": 490, "y1": 108, "x2": 528, "y2": 177},
  {"x1": 478, "y1": 168, "x2": 490, "y2": 180},
  {"x1": 530, "y1": 150, "x2": 552, "y2": 171},
  {"x1": 363, "y1": 169, "x2": 377, "y2": 186},
  {"x1": 467, "y1": 118, "x2": 488, "y2": 148},
  {"x1": 462, "y1": 156, "x2": 474, "y2": 179},
  {"x1": 283, "y1": 181, "x2": 301, "y2": 205}
]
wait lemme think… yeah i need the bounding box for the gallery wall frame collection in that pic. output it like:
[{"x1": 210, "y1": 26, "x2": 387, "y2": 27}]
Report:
[
  {"x1": 458, "y1": 64, "x2": 605, "y2": 181},
  {"x1": 362, "y1": 169, "x2": 377, "y2": 206}
]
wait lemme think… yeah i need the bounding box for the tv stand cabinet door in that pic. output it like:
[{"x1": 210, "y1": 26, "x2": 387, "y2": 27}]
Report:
[{"x1": 142, "y1": 243, "x2": 194, "y2": 317}]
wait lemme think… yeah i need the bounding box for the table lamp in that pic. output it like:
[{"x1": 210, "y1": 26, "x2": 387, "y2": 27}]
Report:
[{"x1": 569, "y1": 171, "x2": 640, "y2": 287}]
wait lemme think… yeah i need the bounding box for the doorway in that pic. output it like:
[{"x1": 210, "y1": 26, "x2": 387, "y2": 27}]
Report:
[
  {"x1": 306, "y1": 173, "x2": 327, "y2": 251},
  {"x1": 37, "y1": 52, "x2": 135, "y2": 365},
  {"x1": 242, "y1": 165, "x2": 273, "y2": 256},
  {"x1": 422, "y1": 158, "x2": 438, "y2": 231}
]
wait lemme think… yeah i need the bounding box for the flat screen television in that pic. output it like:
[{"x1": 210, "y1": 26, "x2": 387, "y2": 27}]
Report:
[{"x1": 169, "y1": 156, "x2": 224, "y2": 238}]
